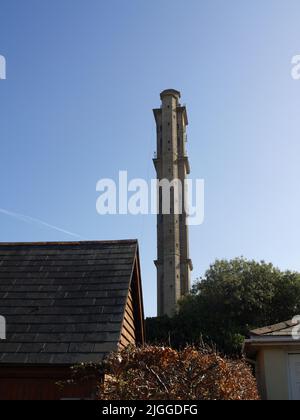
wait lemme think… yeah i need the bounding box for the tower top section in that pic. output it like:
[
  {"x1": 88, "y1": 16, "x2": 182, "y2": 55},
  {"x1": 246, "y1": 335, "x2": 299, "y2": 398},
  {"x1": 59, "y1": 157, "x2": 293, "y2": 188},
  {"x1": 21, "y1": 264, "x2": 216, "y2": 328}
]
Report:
[
  {"x1": 160, "y1": 89, "x2": 181, "y2": 101},
  {"x1": 154, "y1": 89, "x2": 188, "y2": 125}
]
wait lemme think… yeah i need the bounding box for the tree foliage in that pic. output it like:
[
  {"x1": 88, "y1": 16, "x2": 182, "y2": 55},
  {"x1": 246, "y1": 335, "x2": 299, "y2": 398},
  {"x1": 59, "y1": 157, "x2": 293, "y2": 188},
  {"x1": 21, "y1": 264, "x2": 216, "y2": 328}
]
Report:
[
  {"x1": 146, "y1": 258, "x2": 300, "y2": 354},
  {"x1": 98, "y1": 345, "x2": 259, "y2": 400}
]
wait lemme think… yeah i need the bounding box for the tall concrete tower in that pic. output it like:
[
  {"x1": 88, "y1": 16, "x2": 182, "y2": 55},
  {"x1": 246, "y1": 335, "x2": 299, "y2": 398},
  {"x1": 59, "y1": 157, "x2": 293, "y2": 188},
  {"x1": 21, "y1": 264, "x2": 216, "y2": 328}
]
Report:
[{"x1": 153, "y1": 89, "x2": 193, "y2": 317}]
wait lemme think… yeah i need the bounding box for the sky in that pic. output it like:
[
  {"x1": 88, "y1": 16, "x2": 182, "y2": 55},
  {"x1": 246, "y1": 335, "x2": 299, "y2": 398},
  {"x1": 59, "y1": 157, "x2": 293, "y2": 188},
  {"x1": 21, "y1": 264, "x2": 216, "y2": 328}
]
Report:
[{"x1": 1, "y1": 0, "x2": 300, "y2": 317}]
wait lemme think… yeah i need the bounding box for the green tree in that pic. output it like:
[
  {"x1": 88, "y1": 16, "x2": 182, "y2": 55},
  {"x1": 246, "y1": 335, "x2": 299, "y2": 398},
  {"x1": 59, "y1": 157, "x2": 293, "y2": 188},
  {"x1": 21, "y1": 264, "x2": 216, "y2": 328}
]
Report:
[{"x1": 146, "y1": 258, "x2": 300, "y2": 355}]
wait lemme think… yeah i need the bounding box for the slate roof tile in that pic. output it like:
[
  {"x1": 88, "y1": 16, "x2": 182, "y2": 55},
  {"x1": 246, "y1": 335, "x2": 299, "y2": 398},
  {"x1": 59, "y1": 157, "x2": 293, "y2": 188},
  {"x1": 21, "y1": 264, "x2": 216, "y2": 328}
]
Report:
[
  {"x1": 0, "y1": 240, "x2": 138, "y2": 365},
  {"x1": 250, "y1": 319, "x2": 300, "y2": 336}
]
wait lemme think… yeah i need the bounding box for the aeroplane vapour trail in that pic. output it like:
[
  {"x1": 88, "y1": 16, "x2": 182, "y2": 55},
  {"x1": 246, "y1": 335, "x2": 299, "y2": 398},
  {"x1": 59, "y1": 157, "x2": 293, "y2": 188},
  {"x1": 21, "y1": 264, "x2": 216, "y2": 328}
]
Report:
[{"x1": 0, "y1": 208, "x2": 83, "y2": 239}]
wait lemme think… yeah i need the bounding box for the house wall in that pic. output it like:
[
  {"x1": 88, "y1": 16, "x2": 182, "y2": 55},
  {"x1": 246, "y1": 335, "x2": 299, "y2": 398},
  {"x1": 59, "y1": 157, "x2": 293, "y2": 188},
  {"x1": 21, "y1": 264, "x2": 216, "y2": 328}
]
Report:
[
  {"x1": 261, "y1": 349, "x2": 289, "y2": 400},
  {"x1": 119, "y1": 257, "x2": 145, "y2": 349},
  {"x1": 0, "y1": 366, "x2": 98, "y2": 400},
  {"x1": 256, "y1": 346, "x2": 300, "y2": 400},
  {"x1": 120, "y1": 288, "x2": 136, "y2": 348},
  {"x1": 255, "y1": 350, "x2": 267, "y2": 399}
]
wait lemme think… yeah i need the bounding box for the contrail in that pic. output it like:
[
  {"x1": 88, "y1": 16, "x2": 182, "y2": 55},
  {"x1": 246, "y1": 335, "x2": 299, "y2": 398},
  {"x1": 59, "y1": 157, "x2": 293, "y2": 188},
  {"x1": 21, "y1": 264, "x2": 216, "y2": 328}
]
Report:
[{"x1": 0, "y1": 208, "x2": 83, "y2": 239}]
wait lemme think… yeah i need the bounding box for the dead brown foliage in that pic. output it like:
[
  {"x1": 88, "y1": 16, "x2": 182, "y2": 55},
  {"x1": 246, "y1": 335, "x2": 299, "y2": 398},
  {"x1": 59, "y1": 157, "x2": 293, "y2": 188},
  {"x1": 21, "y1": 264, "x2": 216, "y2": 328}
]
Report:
[{"x1": 98, "y1": 345, "x2": 259, "y2": 400}]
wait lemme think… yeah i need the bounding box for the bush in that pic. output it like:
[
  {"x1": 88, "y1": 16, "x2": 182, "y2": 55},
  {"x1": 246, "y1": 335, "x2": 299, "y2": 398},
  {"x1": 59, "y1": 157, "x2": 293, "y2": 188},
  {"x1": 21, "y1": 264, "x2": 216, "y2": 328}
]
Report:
[
  {"x1": 98, "y1": 345, "x2": 259, "y2": 400},
  {"x1": 146, "y1": 258, "x2": 300, "y2": 355}
]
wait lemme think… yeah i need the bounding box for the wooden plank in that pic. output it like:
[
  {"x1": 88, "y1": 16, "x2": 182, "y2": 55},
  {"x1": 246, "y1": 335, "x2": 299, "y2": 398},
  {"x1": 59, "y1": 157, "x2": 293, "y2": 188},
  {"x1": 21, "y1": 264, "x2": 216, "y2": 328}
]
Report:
[
  {"x1": 126, "y1": 296, "x2": 134, "y2": 313},
  {"x1": 0, "y1": 366, "x2": 99, "y2": 400},
  {"x1": 123, "y1": 316, "x2": 136, "y2": 340},
  {"x1": 125, "y1": 307, "x2": 135, "y2": 325},
  {"x1": 127, "y1": 289, "x2": 134, "y2": 304},
  {"x1": 120, "y1": 334, "x2": 131, "y2": 348}
]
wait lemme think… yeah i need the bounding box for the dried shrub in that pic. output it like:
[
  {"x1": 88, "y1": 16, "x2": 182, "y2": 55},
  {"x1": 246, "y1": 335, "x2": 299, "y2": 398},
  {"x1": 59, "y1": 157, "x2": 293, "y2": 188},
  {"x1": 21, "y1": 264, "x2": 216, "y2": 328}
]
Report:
[{"x1": 98, "y1": 345, "x2": 259, "y2": 400}]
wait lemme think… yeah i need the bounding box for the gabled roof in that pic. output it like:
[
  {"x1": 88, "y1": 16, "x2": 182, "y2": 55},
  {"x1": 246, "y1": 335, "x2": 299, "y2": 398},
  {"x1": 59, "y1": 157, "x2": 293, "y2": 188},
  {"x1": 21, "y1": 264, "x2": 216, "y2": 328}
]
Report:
[
  {"x1": 0, "y1": 240, "x2": 144, "y2": 365},
  {"x1": 244, "y1": 319, "x2": 300, "y2": 358},
  {"x1": 250, "y1": 319, "x2": 300, "y2": 337}
]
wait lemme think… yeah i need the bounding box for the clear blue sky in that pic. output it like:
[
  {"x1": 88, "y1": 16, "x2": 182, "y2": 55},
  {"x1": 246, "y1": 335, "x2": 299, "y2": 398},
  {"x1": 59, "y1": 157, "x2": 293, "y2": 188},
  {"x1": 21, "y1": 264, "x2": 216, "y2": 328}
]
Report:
[{"x1": 1, "y1": 0, "x2": 300, "y2": 317}]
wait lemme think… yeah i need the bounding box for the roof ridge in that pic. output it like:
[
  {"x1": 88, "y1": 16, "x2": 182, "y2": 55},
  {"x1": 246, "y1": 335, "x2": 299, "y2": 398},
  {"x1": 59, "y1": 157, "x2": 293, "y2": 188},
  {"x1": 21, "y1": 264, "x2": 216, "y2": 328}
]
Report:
[{"x1": 0, "y1": 240, "x2": 138, "y2": 247}]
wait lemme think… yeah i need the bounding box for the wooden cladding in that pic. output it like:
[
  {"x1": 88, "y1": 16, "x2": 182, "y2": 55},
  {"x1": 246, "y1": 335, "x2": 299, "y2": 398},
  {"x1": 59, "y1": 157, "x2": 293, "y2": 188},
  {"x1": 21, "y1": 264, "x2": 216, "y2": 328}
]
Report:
[{"x1": 120, "y1": 288, "x2": 136, "y2": 348}]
